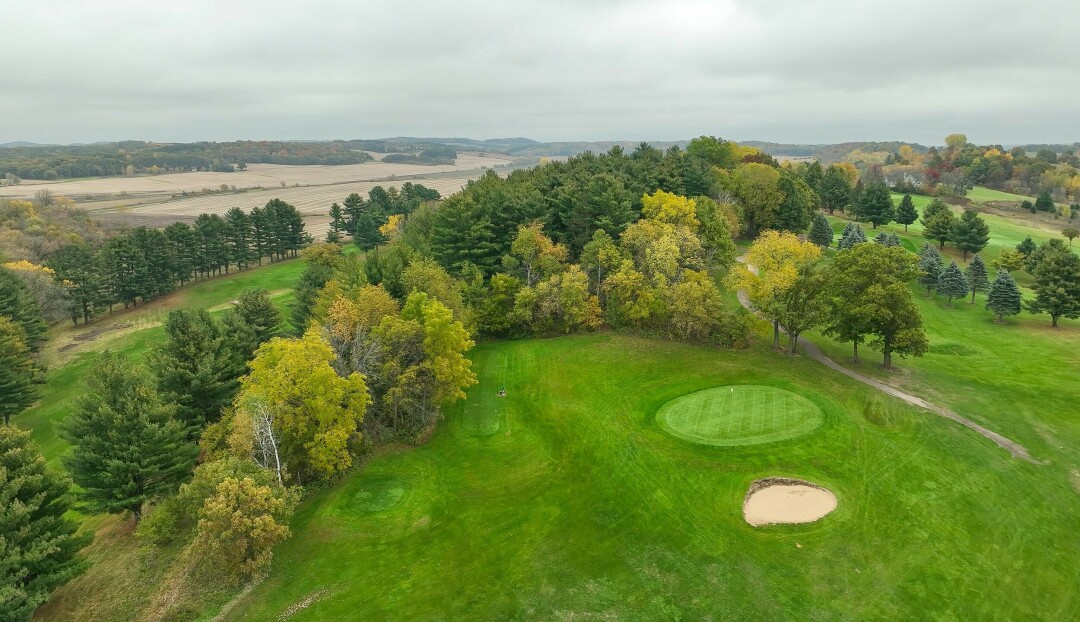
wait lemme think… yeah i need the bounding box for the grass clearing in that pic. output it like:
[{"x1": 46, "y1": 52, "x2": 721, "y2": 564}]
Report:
[{"x1": 657, "y1": 384, "x2": 823, "y2": 446}]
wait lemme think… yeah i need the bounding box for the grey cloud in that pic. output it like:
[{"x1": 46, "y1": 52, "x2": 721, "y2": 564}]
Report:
[{"x1": 3, "y1": 0, "x2": 1079, "y2": 145}]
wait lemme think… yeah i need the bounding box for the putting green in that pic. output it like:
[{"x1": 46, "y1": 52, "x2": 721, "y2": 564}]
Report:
[
  {"x1": 656, "y1": 385, "x2": 823, "y2": 446},
  {"x1": 353, "y1": 475, "x2": 406, "y2": 513}
]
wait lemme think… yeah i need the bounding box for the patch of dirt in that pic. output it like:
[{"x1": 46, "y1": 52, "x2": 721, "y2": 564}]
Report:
[
  {"x1": 743, "y1": 477, "x2": 837, "y2": 527},
  {"x1": 1070, "y1": 470, "x2": 1080, "y2": 496}
]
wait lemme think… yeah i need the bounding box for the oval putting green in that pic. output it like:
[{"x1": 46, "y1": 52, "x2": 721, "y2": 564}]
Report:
[{"x1": 656, "y1": 385, "x2": 823, "y2": 446}]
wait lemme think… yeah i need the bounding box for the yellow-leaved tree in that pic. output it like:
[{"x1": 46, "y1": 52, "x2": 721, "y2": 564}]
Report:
[
  {"x1": 726, "y1": 230, "x2": 822, "y2": 350},
  {"x1": 232, "y1": 330, "x2": 369, "y2": 482}
]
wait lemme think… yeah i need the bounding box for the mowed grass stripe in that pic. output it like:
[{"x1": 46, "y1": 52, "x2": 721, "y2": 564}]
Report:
[{"x1": 657, "y1": 385, "x2": 823, "y2": 446}]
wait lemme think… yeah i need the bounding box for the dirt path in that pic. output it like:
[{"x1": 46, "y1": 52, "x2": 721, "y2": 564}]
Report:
[{"x1": 735, "y1": 256, "x2": 1039, "y2": 463}]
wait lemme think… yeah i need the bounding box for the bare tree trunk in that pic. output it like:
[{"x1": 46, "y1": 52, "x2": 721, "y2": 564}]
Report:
[
  {"x1": 773, "y1": 320, "x2": 780, "y2": 349},
  {"x1": 852, "y1": 340, "x2": 859, "y2": 363}
]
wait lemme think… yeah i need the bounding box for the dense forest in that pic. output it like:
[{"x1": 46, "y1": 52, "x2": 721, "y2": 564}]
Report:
[{"x1": 0, "y1": 140, "x2": 374, "y2": 181}]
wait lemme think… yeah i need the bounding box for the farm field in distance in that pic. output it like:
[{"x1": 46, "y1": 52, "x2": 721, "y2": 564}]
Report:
[{"x1": 2, "y1": 152, "x2": 520, "y2": 239}]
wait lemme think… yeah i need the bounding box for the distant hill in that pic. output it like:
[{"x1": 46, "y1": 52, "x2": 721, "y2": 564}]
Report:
[{"x1": 741, "y1": 141, "x2": 929, "y2": 164}]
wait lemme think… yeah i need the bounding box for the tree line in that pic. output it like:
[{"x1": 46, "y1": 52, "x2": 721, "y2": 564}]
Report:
[{"x1": 45, "y1": 199, "x2": 309, "y2": 323}]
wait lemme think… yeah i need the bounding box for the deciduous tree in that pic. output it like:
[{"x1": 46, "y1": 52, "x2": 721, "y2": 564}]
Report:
[{"x1": 1028, "y1": 246, "x2": 1080, "y2": 326}]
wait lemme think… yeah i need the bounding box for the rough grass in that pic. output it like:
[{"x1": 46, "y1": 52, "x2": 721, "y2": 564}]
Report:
[
  {"x1": 209, "y1": 334, "x2": 1076, "y2": 621},
  {"x1": 656, "y1": 384, "x2": 823, "y2": 446}
]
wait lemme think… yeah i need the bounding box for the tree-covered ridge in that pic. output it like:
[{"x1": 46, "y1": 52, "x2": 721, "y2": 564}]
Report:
[{"x1": 0, "y1": 140, "x2": 374, "y2": 181}]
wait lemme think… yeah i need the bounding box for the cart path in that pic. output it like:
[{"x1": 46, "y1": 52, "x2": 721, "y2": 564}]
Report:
[{"x1": 735, "y1": 256, "x2": 1039, "y2": 463}]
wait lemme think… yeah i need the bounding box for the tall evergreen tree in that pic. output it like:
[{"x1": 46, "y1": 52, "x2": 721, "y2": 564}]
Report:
[
  {"x1": 917, "y1": 244, "x2": 944, "y2": 295},
  {"x1": 225, "y1": 207, "x2": 254, "y2": 270},
  {"x1": 249, "y1": 206, "x2": 269, "y2": 265},
  {"x1": 896, "y1": 194, "x2": 918, "y2": 232},
  {"x1": 46, "y1": 244, "x2": 105, "y2": 324},
  {"x1": 936, "y1": 260, "x2": 969, "y2": 307},
  {"x1": 1016, "y1": 236, "x2": 1036, "y2": 259},
  {"x1": 164, "y1": 222, "x2": 198, "y2": 286},
  {"x1": 808, "y1": 212, "x2": 833, "y2": 248},
  {"x1": 965, "y1": 255, "x2": 990, "y2": 304},
  {"x1": 857, "y1": 181, "x2": 895, "y2": 228},
  {"x1": 774, "y1": 172, "x2": 814, "y2": 233},
  {"x1": 0, "y1": 426, "x2": 88, "y2": 621},
  {"x1": 1035, "y1": 190, "x2": 1055, "y2": 213},
  {"x1": 1028, "y1": 247, "x2": 1080, "y2": 326},
  {"x1": 985, "y1": 271, "x2": 1022, "y2": 321},
  {"x1": 221, "y1": 289, "x2": 283, "y2": 360},
  {"x1": 99, "y1": 235, "x2": 147, "y2": 308},
  {"x1": 0, "y1": 317, "x2": 36, "y2": 426},
  {"x1": 60, "y1": 353, "x2": 197, "y2": 521},
  {"x1": 153, "y1": 309, "x2": 244, "y2": 433},
  {"x1": 950, "y1": 208, "x2": 991, "y2": 260},
  {"x1": 290, "y1": 262, "x2": 334, "y2": 334},
  {"x1": 921, "y1": 199, "x2": 956, "y2": 249},
  {"x1": 0, "y1": 266, "x2": 48, "y2": 352},
  {"x1": 342, "y1": 192, "x2": 365, "y2": 232}
]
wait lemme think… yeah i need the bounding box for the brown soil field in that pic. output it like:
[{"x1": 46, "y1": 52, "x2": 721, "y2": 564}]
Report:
[
  {"x1": 6, "y1": 152, "x2": 522, "y2": 240},
  {"x1": 0, "y1": 152, "x2": 514, "y2": 199}
]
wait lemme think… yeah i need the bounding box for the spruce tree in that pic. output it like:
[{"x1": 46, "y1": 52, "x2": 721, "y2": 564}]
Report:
[
  {"x1": 0, "y1": 317, "x2": 36, "y2": 426},
  {"x1": 153, "y1": 309, "x2": 244, "y2": 433},
  {"x1": 60, "y1": 353, "x2": 197, "y2": 521},
  {"x1": 936, "y1": 260, "x2": 969, "y2": 307},
  {"x1": 328, "y1": 202, "x2": 346, "y2": 242},
  {"x1": 896, "y1": 194, "x2": 918, "y2": 231},
  {"x1": 0, "y1": 266, "x2": 48, "y2": 353},
  {"x1": 917, "y1": 244, "x2": 944, "y2": 295},
  {"x1": 0, "y1": 426, "x2": 88, "y2": 620},
  {"x1": 965, "y1": 255, "x2": 990, "y2": 304},
  {"x1": 808, "y1": 212, "x2": 833, "y2": 248},
  {"x1": 838, "y1": 222, "x2": 867, "y2": 249},
  {"x1": 950, "y1": 208, "x2": 990, "y2": 260},
  {"x1": 1035, "y1": 191, "x2": 1055, "y2": 213},
  {"x1": 1016, "y1": 236, "x2": 1036, "y2": 258},
  {"x1": 986, "y1": 271, "x2": 1022, "y2": 321}
]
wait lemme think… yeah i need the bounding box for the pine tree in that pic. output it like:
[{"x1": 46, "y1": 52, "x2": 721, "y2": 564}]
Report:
[
  {"x1": 950, "y1": 208, "x2": 990, "y2": 260},
  {"x1": 808, "y1": 212, "x2": 833, "y2": 248},
  {"x1": 164, "y1": 222, "x2": 198, "y2": 286},
  {"x1": 857, "y1": 181, "x2": 895, "y2": 228},
  {"x1": 153, "y1": 309, "x2": 244, "y2": 433},
  {"x1": 896, "y1": 194, "x2": 918, "y2": 232},
  {"x1": 936, "y1": 260, "x2": 969, "y2": 307},
  {"x1": 985, "y1": 271, "x2": 1022, "y2": 321},
  {"x1": 290, "y1": 262, "x2": 334, "y2": 334},
  {"x1": 47, "y1": 244, "x2": 105, "y2": 324},
  {"x1": 328, "y1": 202, "x2": 346, "y2": 242},
  {"x1": 819, "y1": 165, "x2": 852, "y2": 214},
  {"x1": 1016, "y1": 236, "x2": 1036, "y2": 258},
  {"x1": 1028, "y1": 248, "x2": 1080, "y2": 326},
  {"x1": 0, "y1": 266, "x2": 48, "y2": 353},
  {"x1": 965, "y1": 255, "x2": 990, "y2": 304},
  {"x1": 353, "y1": 210, "x2": 387, "y2": 251},
  {"x1": 0, "y1": 317, "x2": 36, "y2": 426},
  {"x1": 225, "y1": 207, "x2": 254, "y2": 270},
  {"x1": 917, "y1": 244, "x2": 944, "y2": 295},
  {"x1": 342, "y1": 192, "x2": 365, "y2": 232},
  {"x1": 60, "y1": 353, "x2": 197, "y2": 521},
  {"x1": 222, "y1": 289, "x2": 283, "y2": 360},
  {"x1": 0, "y1": 426, "x2": 88, "y2": 620}
]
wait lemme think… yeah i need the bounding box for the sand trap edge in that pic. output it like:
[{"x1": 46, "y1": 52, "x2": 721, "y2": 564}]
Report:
[{"x1": 743, "y1": 477, "x2": 837, "y2": 527}]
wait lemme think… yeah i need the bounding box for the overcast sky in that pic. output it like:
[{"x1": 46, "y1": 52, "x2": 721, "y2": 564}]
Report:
[{"x1": 5, "y1": 0, "x2": 1079, "y2": 146}]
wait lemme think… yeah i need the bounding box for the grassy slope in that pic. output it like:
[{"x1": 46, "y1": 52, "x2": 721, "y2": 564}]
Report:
[
  {"x1": 19, "y1": 258, "x2": 304, "y2": 463},
  {"x1": 216, "y1": 334, "x2": 1076, "y2": 621}
]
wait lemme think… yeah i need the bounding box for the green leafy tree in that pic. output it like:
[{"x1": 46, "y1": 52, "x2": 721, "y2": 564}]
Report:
[
  {"x1": 728, "y1": 162, "x2": 781, "y2": 236},
  {"x1": 579, "y1": 229, "x2": 623, "y2": 297},
  {"x1": 60, "y1": 353, "x2": 197, "y2": 521},
  {"x1": 1028, "y1": 247, "x2": 1080, "y2": 326},
  {"x1": 896, "y1": 194, "x2": 918, "y2": 232},
  {"x1": 1016, "y1": 236, "x2": 1037, "y2": 258},
  {"x1": 0, "y1": 317, "x2": 37, "y2": 425},
  {"x1": 991, "y1": 248, "x2": 1025, "y2": 273},
  {"x1": 772, "y1": 262, "x2": 828, "y2": 354},
  {"x1": 235, "y1": 331, "x2": 369, "y2": 482},
  {"x1": 917, "y1": 244, "x2": 944, "y2": 295},
  {"x1": 950, "y1": 208, "x2": 990, "y2": 260},
  {"x1": 819, "y1": 165, "x2": 852, "y2": 214},
  {"x1": 774, "y1": 172, "x2": 815, "y2": 233},
  {"x1": 936, "y1": 260, "x2": 969, "y2": 307},
  {"x1": 153, "y1": 309, "x2": 243, "y2": 433},
  {"x1": 666, "y1": 269, "x2": 726, "y2": 342},
  {"x1": 826, "y1": 243, "x2": 927, "y2": 369},
  {"x1": 965, "y1": 255, "x2": 990, "y2": 304},
  {"x1": 0, "y1": 266, "x2": 47, "y2": 353},
  {"x1": 856, "y1": 182, "x2": 895, "y2": 229},
  {"x1": 986, "y1": 271, "x2": 1023, "y2": 322},
  {"x1": 808, "y1": 212, "x2": 833, "y2": 248},
  {"x1": 1062, "y1": 227, "x2": 1079, "y2": 246},
  {"x1": 693, "y1": 197, "x2": 736, "y2": 270},
  {"x1": 0, "y1": 426, "x2": 88, "y2": 620}
]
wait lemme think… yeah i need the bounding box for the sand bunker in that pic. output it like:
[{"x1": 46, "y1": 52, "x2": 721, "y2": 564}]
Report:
[{"x1": 743, "y1": 478, "x2": 837, "y2": 526}]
